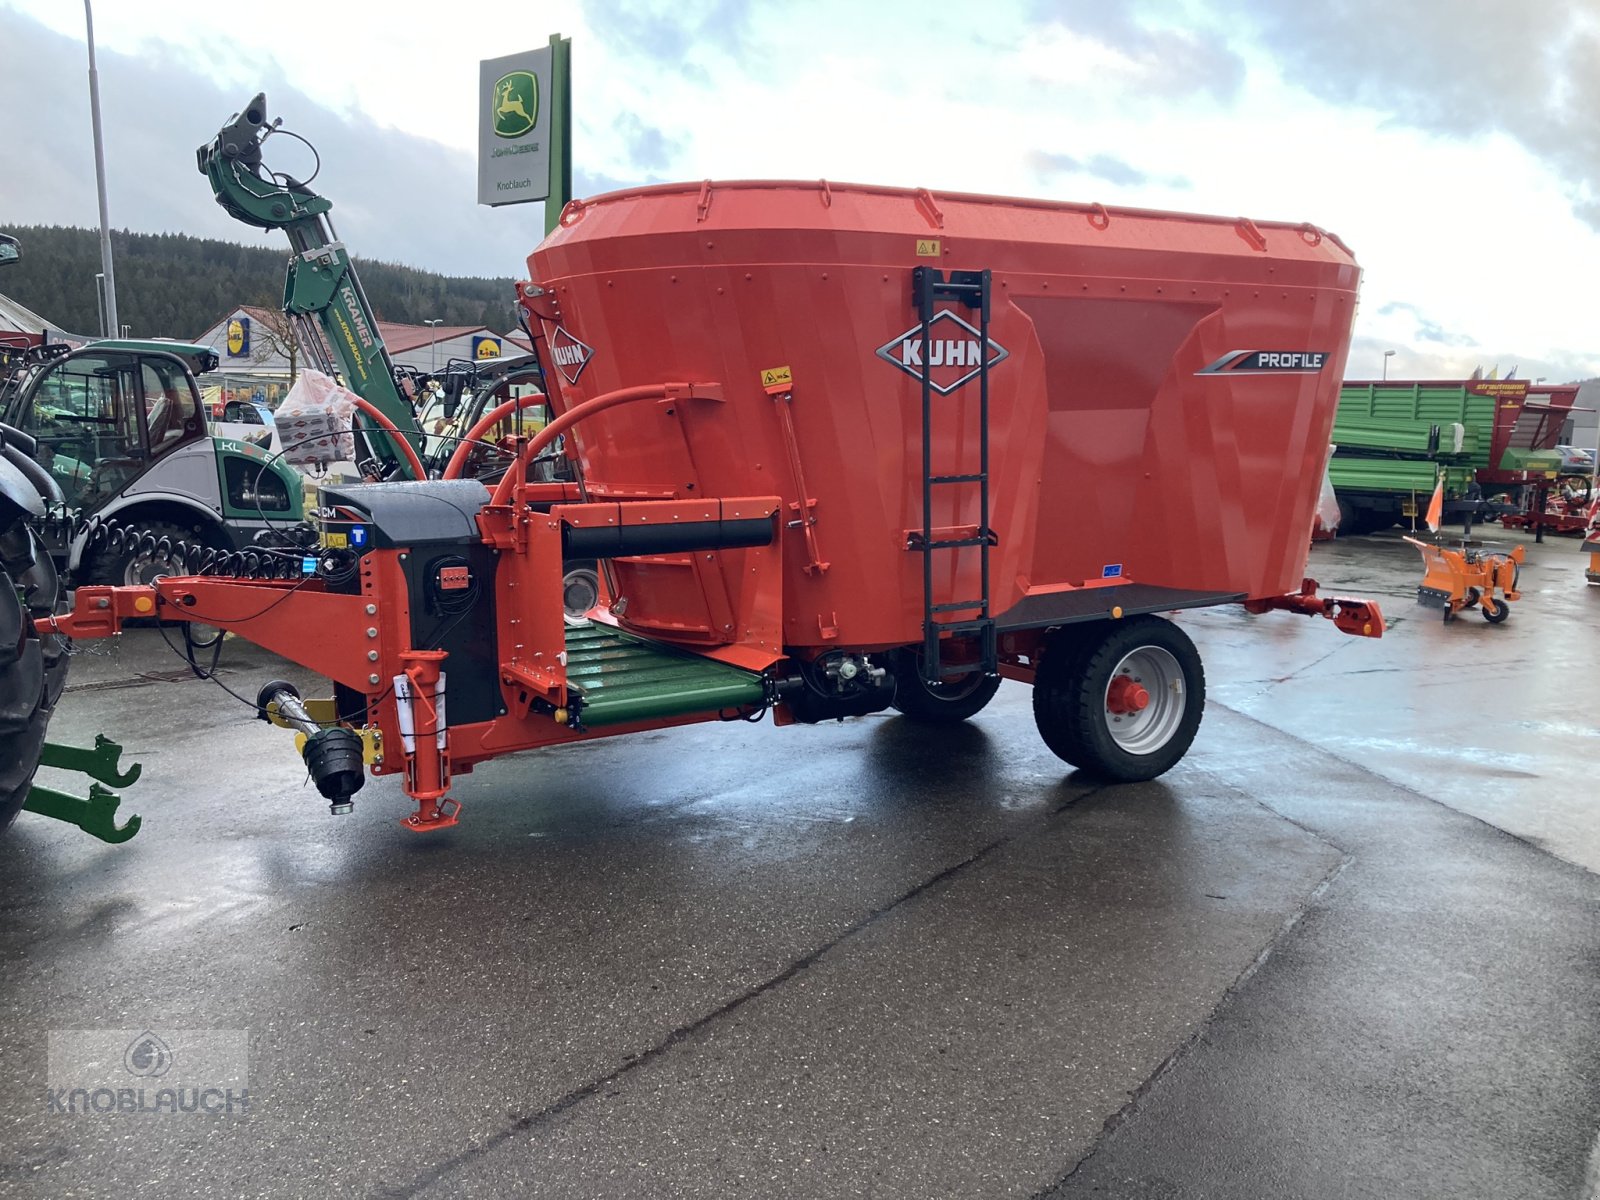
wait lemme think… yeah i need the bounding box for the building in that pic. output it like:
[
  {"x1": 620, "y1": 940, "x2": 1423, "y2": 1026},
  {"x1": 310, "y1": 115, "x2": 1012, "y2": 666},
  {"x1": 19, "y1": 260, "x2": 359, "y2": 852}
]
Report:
[
  {"x1": 191, "y1": 305, "x2": 527, "y2": 408},
  {"x1": 0, "y1": 288, "x2": 91, "y2": 350},
  {"x1": 1566, "y1": 379, "x2": 1600, "y2": 450}
]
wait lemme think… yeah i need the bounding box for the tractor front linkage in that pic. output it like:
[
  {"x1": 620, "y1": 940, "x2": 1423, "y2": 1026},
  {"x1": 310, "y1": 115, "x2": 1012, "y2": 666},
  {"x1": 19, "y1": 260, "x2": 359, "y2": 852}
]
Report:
[{"x1": 24, "y1": 734, "x2": 143, "y2": 843}]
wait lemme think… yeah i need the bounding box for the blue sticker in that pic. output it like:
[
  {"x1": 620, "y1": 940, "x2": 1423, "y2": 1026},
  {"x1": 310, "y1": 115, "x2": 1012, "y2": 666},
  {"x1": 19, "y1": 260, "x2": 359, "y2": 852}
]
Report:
[
  {"x1": 350, "y1": 526, "x2": 369, "y2": 547},
  {"x1": 1102, "y1": 563, "x2": 1124, "y2": 579},
  {"x1": 301, "y1": 556, "x2": 317, "y2": 575}
]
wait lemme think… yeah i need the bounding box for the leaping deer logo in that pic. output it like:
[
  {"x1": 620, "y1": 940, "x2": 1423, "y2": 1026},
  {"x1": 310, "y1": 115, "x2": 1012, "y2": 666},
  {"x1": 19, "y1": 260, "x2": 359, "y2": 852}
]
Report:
[
  {"x1": 496, "y1": 80, "x2": 529, "y2": 123},
  {"x1": 492, "y1": 72, "x2": 538, "y2": 138}
]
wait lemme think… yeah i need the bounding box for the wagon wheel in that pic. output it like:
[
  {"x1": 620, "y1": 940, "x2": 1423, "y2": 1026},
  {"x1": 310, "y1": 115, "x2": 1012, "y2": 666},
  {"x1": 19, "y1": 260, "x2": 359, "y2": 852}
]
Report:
[
  {"x1": 80, "y1": 519, "x2": 194, "y2": 588},
  {"x1": 891, "y1": 651, "x2": 1001, "y2": 723},
  {"x1": 1483, "y1": 598, "x2": 1511, "y2": 624},
  {"x1": 1032, "y1": 615, "x2": 1206, "y2": 782}
]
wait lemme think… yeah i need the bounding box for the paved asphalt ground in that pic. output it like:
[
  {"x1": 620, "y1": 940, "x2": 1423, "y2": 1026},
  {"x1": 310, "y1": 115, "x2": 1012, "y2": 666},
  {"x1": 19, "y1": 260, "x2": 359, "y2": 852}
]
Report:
[{"x1": 3, "y1": 527, "x2": 1599, "y2": 1197}]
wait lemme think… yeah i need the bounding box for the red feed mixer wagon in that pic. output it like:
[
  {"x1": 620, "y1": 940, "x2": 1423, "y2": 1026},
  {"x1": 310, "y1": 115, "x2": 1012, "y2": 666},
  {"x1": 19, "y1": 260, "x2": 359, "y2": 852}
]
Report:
[{"x1": 44, "y1": 181, "x2": 1383, "y2": 831}]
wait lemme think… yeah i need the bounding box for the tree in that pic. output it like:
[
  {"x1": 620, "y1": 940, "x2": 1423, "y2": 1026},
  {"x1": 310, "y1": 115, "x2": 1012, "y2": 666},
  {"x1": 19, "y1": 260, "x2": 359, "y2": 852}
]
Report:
[
  {"x1": 0, "y1": 226, "x2": 517, "y2": 341},
  {"x1": 246, "y1": 310, "x2": 307, "y2": 384}
]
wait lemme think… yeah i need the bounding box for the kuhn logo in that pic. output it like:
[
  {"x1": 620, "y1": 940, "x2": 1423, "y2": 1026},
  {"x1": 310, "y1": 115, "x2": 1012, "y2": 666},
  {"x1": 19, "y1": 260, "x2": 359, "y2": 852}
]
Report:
[
  {"x1": 876, "y1": 311, "x2": 1009, "y2": 395},
  {"x1": 1198, "y1": 350, "x2": 1329, "y2": 375},
  {"x1": 548, "y1": 325, "x2": 594, "y2": 385}
]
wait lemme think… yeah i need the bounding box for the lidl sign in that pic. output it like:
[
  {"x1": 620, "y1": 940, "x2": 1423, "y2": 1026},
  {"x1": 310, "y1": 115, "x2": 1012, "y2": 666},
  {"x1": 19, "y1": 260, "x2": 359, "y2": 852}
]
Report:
[
  {"x1": 226, "y1": 315, "x2": 251, "y2": 358},
  {"x1": 473, "y1": 335, "x2": 502, "y2": 360}
]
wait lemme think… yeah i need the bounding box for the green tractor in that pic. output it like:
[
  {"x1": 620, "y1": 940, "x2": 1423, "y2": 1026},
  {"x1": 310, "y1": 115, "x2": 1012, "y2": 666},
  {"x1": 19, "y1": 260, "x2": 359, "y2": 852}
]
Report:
[
  {"x1": 0, "y1": 417, "x2": 69, "y2": 833},
  {"x1": 0, "y1": 232, "x2": 74, "y2": 831},
  {"x1": 1, "y1": 232, "x2": 146, "y2": 838}
]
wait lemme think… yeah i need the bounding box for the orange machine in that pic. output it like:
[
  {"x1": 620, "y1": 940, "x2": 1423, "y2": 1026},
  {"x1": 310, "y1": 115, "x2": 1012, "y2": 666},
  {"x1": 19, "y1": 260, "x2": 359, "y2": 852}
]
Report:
[
  {"x1": 45, "y1": 179, "x2": 1386, "y2": 831},
  {"x1": 1584, "y1": 516, "x2": 1600, "y2": 584},
  {"x1": 1403, "y1": 536, "x2": 1524, "y2": 623}
]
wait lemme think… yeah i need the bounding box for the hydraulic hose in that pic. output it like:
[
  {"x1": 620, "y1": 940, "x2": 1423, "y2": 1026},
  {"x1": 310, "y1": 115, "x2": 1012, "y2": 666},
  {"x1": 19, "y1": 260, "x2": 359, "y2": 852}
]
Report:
[
  {"x1": 489, "y1": 384, "x2": 682, "y2": 508},
  {"x1": 440, "y1": 393, "x2": 549, "y2": 480},
  {"x1": 348, "y1": 395, "x2": 428, "y2": 481}
]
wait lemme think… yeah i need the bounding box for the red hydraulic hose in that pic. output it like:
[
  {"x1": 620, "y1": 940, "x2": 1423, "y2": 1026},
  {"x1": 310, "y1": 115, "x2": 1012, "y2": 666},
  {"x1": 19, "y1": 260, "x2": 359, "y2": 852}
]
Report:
[
  {"x1": 489, "y1": 384, "x2": 678, "y2": 507},
  {"x1": 440, "y1": 393, "x2": 548, "y2": 480},
  {"x1": 349, "y1": 395, "x2": 427, "y2": 481}
]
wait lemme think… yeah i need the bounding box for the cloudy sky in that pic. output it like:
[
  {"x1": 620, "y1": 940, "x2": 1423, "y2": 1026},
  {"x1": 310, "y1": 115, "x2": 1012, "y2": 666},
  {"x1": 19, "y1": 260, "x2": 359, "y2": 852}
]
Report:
[{"x1": 3, "y1": 0, "x2": 1597, "y2": 382}]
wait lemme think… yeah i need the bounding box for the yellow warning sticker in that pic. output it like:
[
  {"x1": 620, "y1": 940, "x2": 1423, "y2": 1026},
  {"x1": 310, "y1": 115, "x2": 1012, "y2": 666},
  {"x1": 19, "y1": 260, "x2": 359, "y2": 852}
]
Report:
[
  {"x1": 916, "y1": 239, "x2": 941, "y2": 257},
  {"x1": 760, "y1": 365, "x2": 793, "y2": 392},
  {"x1": 323, "y1": 532, "x2": 349, "y2": 549}
]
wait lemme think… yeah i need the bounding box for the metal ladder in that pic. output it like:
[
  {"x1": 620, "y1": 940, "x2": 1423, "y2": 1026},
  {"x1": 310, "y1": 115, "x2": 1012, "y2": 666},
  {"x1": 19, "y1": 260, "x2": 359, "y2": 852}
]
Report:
[{"x1": 910, "y1": 266, "x2": 997, "y2": 685}]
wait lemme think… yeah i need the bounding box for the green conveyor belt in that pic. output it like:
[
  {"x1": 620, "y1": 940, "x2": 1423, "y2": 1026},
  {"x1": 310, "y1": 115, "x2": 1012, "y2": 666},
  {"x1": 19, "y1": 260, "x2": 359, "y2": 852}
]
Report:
[{"x1": 564, "y1": 620, "x2": 766, "y2": 727}]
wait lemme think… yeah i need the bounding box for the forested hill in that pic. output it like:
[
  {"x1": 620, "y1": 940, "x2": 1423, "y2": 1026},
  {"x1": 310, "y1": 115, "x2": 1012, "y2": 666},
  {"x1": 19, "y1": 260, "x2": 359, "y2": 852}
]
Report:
[{"x1": 1, "y1": 225, "x2": 519, "y2": 338}]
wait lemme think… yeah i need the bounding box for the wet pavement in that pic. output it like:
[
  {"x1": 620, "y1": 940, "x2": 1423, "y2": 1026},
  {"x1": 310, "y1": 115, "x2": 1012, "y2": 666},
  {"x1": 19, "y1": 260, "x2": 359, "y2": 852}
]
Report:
[{"x1": 2, "y1": 525, "x2": 1599, "y2": 1197}]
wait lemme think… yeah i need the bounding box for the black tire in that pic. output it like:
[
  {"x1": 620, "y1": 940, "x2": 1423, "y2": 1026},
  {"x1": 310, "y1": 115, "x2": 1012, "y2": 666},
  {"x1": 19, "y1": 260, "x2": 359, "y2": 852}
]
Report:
[
  {"x1": 1032, "y1": 615, "x2": 1205, "y2": 782},
  {"x1": 562, "y1": 559, "x2": 601, "y2": 621},
  {"x1": 78, "y1": 518, "x2": 200, "y2": 587},
  {"x1": 0, "y1": 521, "x2": 69, "y2": 833},
  {"x1": 1338, "y1": 502, "x2": 1398, "y2": 537},
  {"x1": 891, "y1": 653, "x2": 1001, "y2": 723},
  {"x1": 1483, "y1": 598, "x2": 1511, "y2": 624}
]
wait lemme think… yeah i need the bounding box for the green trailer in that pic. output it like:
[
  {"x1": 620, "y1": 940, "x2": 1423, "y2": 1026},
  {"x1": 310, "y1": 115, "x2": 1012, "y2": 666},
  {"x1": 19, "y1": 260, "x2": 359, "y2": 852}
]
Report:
[{"x1": 1329, "y1": 380, "x2": 1571, "y2": 534}]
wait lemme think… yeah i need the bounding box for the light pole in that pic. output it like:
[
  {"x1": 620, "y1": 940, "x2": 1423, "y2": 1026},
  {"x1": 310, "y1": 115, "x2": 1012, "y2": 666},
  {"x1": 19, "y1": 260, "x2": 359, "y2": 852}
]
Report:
[
  {"x1": 84, "y1": 1, "x2": 118, "y2": 338},
  {"x1": 1382, "y1": 349, "x2": 1396, "y2": 380},
  {"x1": 424, "y1": 319, "x2": 443, "y2": 373}
]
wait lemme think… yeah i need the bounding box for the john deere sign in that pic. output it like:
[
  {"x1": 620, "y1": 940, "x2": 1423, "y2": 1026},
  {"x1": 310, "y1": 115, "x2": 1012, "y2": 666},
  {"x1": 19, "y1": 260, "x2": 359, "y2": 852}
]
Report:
[
  {"x1": 479, "y1": 47, "x2": 553, "y2": 206},
  {"x1": 492, "y1": 72, "x2": 538, "y2": 138}
]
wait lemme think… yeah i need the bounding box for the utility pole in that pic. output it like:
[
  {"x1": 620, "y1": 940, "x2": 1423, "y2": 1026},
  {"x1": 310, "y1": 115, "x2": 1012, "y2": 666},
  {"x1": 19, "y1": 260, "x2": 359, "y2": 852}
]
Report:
[{"x1": 85, "y1": 0, "x2": 118, "y2": 338}]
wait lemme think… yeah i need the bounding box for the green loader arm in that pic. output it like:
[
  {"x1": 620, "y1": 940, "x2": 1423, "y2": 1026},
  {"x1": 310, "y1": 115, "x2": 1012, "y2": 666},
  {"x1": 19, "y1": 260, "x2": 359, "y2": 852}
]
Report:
[{"x1": 197, "y1": 94, "x2": 423, "y2": 478}]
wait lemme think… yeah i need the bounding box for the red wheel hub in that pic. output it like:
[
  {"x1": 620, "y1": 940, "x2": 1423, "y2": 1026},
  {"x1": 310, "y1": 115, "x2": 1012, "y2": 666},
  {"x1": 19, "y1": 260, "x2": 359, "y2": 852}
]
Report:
[{"x1": 1106, "y1": 676, "x2": 1150, "y2": 715}]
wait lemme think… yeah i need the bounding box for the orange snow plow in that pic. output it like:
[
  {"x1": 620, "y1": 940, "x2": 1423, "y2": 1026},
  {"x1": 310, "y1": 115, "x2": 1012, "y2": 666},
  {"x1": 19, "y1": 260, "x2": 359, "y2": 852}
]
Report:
[{"x1": 1403, "y1": 536, "x2": 1524, "y2": 623}]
